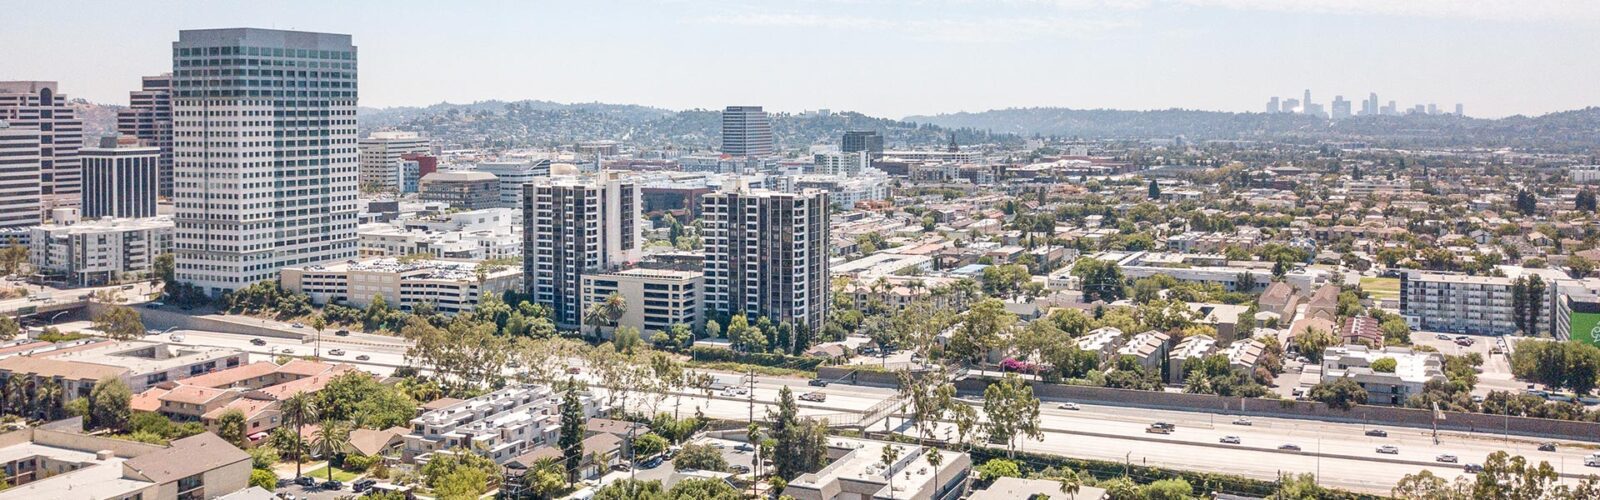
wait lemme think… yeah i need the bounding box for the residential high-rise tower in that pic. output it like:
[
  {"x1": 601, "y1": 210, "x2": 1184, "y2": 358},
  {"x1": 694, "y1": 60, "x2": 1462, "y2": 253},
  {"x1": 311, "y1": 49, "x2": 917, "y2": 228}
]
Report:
[
  {"x1": 701, "y1": 186, "x2": 830, "y2": 338},
  {"x1": 522, "y1": 171, "x2": 641, "y2": 328},
  {"x1": 172, "y1": 28, "x2": 359, "y2": 295}
]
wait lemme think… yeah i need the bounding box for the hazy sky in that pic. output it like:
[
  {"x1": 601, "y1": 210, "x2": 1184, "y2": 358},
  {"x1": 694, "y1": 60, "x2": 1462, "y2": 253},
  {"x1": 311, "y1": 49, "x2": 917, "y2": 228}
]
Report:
[{"x1": 3, "y1": 0, "x2": 1597, "y2": 118}]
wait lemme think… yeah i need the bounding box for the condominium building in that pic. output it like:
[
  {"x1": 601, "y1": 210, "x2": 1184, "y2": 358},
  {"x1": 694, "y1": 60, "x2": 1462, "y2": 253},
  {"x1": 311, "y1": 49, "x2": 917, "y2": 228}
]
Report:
[
  {"x1": 476, "y1": 159, "x2": 552, "y2": 208},
  {"x1": 358, "y1": 223, "x2": 521, "y2": 260},
  {"x1": 80, "y1": 135, "x2": 159, "y2": 219},
  {"x1": 0, "y1": 429, "x2": 249, "y2": 500},
  {"x1": 172, "y1": 28, "x2": 360, "y2": 296},
  {"x1": 721, "y1": 106, "x2": 773, "y2": 157},
  {"x1": 131, "y1": 359, "x2": 355, "y2": 438},
  {"x1": 0, "y1": 81, "x2": 84, "y2": 213},
  {"x1": 29, "y1": 214, "x2": 174, "y2": 286},
  {"x1": 788, "y1": 171, "x2": 890, "y2": 209},
  {"x1": 280, "y1": 257, "x2": 521, "y2": 314},
  {"x1": 359, "y1": 130, "x2": 430, "y2": 192},
  {"x1": 1320, "y1": 345, "x2": 1445, "y2": 405},
  {"x1": 702, "y1": 187, "x2": 830, "y2": 333},
  {"x1": 404, "y1": 384, "x2": 600, "y2": 465},
  {"x1": 116, "y1": 73, "x2": 174, "y2": 198},
  {"x1": 0, "y1": 121, "x2": 41, "y2": 229},
  {"x1": 812, "y1": 151, "x2": 868, "y2": 176},
  {"x1": 580, "y1": 268, "x2": 704, "y2": 336},
  {"x1": 419, "y1": 171, "x2": 501, "y2": 210},
  {"x1": 523, "y1": 172, "x2": 641, "y2": 328},
  {"x1": 1400, "y1": 269, "x2": 1562, "y2": 335}
]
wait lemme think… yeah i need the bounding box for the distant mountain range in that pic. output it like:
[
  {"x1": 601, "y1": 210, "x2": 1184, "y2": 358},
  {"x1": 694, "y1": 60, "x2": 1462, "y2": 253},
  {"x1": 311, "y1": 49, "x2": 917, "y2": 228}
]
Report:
[
  {"x1": 905, "y1": 107, "x2": 1600, "y2": 151},
  {"x1": 357, "y1": 100, "x2": 1011, "y2": 152}
]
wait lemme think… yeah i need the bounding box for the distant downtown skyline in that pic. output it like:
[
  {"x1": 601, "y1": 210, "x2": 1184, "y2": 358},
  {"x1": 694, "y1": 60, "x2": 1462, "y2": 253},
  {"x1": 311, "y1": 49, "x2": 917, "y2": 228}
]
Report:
[{"x1": 1, "y1": 1, "x2": 1596, "y2": 118}]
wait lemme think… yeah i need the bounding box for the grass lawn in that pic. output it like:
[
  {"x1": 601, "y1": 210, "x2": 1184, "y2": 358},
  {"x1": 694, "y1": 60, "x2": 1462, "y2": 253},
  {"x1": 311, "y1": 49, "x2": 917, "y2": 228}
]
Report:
[
  {"x1": 1360, "y1": 277, "x2": 1401, "y2": 300},
  {"x1": 1574, "y1": 327, "x2": 1596, "y2": 346},
  {"x1": 300, "y1": 464, "x2": 361, "y2": 482}
]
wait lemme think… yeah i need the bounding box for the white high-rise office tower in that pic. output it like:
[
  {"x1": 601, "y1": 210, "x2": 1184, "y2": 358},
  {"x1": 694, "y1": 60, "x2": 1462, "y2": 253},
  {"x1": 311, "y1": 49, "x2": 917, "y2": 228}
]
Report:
[
  {"x1": 358, "y1": 130, "x2": 429, "y2": 192},
  {"x1": 0, "y1": 121, "x2": 42, "y2": 230},
  {"x1": 0, "y1": 81, "x2": 84, "y2": 215},
  {"x1": 1302, "y1": 89, "x2": 1312, "y2": 114},
  {"x1": 1365, "y1": 93, "x2": 1379, "y2": 117},
  {"x1": 721, "y1": 106, "x2": 774, "y2": 157},
  {"x1": 1265, "y1": 97, "x2": 1280, "y2": 114},
  {"x1": 522, "y1": 171, "x2": 641, "y2": 328},
  {"x1": 82, "y1": 135, "x2": 159, "y2": 219},
  {"x1": 117, "y1": 74, "x2": 173, "y2": 198},
  {"x1": 701, "y1": 186, "x2": 830, "y2": 337},
  {"x1": 172, "y1": 28, "x2": 359, "y2": 296},
  {"x1": 1455, "y1": 103, "x2": 1465, "y2": 116}
]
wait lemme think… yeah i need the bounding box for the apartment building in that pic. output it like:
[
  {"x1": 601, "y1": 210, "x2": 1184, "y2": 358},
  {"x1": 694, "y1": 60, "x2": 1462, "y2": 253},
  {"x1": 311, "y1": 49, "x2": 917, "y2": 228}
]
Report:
[
  {"x1": 523, "y1": 172, "x2": 641, "y2": 328},
  {"x1": 116, "y1": 74, "x2": 174, "y2": 198},
  {"x1": 358, "y1": 223, "x2": 520, "y2": 260},
  {"x1": 172, "y1": 28, "x2": 360, "y2": 296},
  {"x1": 131, "y1": 360, "x2": 355, "y2": 440},
  {"x1": 1076, "y1": 327, "x2": 1126, "y2": 361},
  {"x1": 0, "y1": 427, "x2": 248, "y2": 499},
  {"x1": 0, "y1": 121, "x2": 41, "y2": 230},
  {"x1": 1321, "y1": 345, "x2": 1445, "y2": 405},
  {"x1": 1167, "y1": 334, "x2": 1218, "y2": 384},
  {"x1": 358, "y1": 130, "x2": 430, "y2": 192},
  {"x1": 1400, "y1": 269, "x2": 1561, "y2": 335},
  {"x1": 80, "y1": 135, "x2": 159, "y2": 219},
  {"x1": 1115, "y1": 330, "x2": 1172, "y2": 371},
  {"x1": 403, "y1": 384, "x2": 600, "y2": 465},
  {"x1": 812, "y1": 151, "x2": 868, "y2": 176},
  {"x1": 29, "y1": 214, "x2": 174, "y2": 286},
  {"x1": 0, "y1": 81, "x2": 84, "y2": 214},
  {"x1": 419, "y1": 171, "x2": 501, "y2": 211},
  {"x1": 580, "y1": 268, "x2": 703, "y2": 336},
  {"x1": 0, "y1": 340, "x2": 246, "y2": 401},
  {"x1": 702, "y1": 187, "x2": 830, "y2": 335},
  {"x1": 280, "y1": 257, "x2": 521, "y2": 314}
]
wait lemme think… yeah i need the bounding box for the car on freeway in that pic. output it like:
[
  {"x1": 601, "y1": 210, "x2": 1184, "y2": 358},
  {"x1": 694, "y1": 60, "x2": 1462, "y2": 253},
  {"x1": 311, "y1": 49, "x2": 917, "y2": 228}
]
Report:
[
  {"x1": 1587, "y1": 457, "x2": 1600, "y2": 468},
  {"x1": 250, "y1": 338, "x2": 267, "y2": 346},
  {"x1": 1145, "y1": 425, "x2": 1172, "y2": 435},
  {"x1": 1436, "y1": 334, "x2": 1452, "y2": 340},
  {"x1": 355, "y1": 354, "x2": 370, "y2": 361},
  {"x1": 335, "y1": 329, "x2": 350, "y2": 336},
  {"x1": 1377, "y1": 445, "x2": 1399, "y2": 454},
  {"x1": 1151, "y1": 422, "x2": 1175, "y2": 430},
  {"x1": 808, "y1": 379, "x2": 829, "y2": 387},
  {"x1": 169, "y1": 333, "x2": 185, "y2": 342},
  {"x1": 1436, "y1": 454, "x2": 1458, "y2": 463},
  {"x1": 1232, "y1": 418, "x2": 1252, "y2": 426},
  {"x1": 1539, "y1": 442, "x2": 1558, "y2": 451},
  {"x1": 800, "y1": 392, "x2": 827, "y2": 402},
  {"x1": 279, "y1": 348, "x2": 294, "y2": 354},
  {"x1": 1220, "y1": 436, "x2": 1241, "y2": 444},
  {"x1": 734, "y1": 443, "x2": 754, "y2": 452},
  {"x1": 1464, "y1": 464, "x2": 1485, "y2": 473},
  {"x1": 328, "y1": 349, "x2": 346, "y2": 356},
  {"x1": 1365, "y1": 429, "x2": 1388, "y2": 437},
  {"x1": 1278, "y1": 444, "x2": 1302, "y2": 451},
  {"x1": 1058, "y1": 402, "x2": 1080, "y2": 410},
  {"x1": 291, "y1": 322, "x2": 304, "y2": 328}
]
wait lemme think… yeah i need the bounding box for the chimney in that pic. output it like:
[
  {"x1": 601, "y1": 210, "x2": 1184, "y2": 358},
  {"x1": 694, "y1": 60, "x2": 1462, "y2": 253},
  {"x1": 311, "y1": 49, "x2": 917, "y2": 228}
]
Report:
[{"x1": 96, "y1": 449, "x2": 115, "y2": 461}]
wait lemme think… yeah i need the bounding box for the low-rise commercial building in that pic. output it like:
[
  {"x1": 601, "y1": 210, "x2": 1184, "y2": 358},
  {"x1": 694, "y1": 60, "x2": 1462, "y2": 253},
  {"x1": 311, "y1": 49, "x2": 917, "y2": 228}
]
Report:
[
  {"x1": 0, "y1": 340, "x2": 245, "y2": 408},
  {"x1": 419, "y1": 171, "x2": 501, "y2": 211},
  {"x1": 357, "y1": 223, "x2": 521, "y2": 261},
  {"x1": 783, "y1": 437, "x2": 970, "y2": 500},
  {"x1": 281, "y1": 257, "x2": 522, "y2": 315}
]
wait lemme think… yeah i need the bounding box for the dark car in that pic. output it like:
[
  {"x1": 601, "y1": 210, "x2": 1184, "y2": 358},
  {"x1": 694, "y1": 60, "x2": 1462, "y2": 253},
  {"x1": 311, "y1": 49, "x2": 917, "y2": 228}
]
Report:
[
  {"x1": 731, "y1": 465, "x2": 751, "y2": 474},
  {"x1": 250, "y1": 338, "x2": 267, "y2": 346},
  {"x1": 294, "y1": 476, "x2": 317, "y2": 487},
  {"x1": 1365, "y1": 429, "x2": 1388, "y2": 437},
  {"x1": 1279, "y1": 444, "x2": 1302, "y2": 451},
  {"x1": 352, "y1": 479, "x2": 377, "y2": 493},
  {"x1": 1538, "y1": 442, "x2": 1558, "y2": 451},
  {"x1": 808, "y1": 379, "x2": 829, "y2": 387},
  {"x1": 322, "y1": 480, "x2": 344, "y2": 490},
  {"x1": 1152, "y1": 422, "x2": 1175, "y2": 430},
  {"x1": 611, "y1": 463, "x2": 631, "y2": 472},
  {"x1": 642, "y1": 457, "x2": 663, "y2": 469},
  {"x1": 335, "y1": 329, "x2": 350, "y2": 336}
]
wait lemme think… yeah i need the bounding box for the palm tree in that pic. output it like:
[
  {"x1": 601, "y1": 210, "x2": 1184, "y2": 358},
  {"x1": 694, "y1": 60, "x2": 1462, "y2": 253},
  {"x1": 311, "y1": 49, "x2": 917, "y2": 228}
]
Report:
[
  {"x1": 311, "y1": 420, "x2": 354, "y2": 482},
  {"x1": 281, "y1": 393, "x2": 319, "y2": 478},
  {"x1": 583, "y1": 293, "x2": 627, "y2": 339},
  {"x1": 309, "y1": 313, "x2": 327, "y2": 358},
  {"x1": 1, "y1": 376, "x2": 24, "y2": 416},
  {"x1": 525, "y1": 456, "x2": 566, "y2": 499},
  {"x1": 1058, "y1": 472, "x2": 1083, "y2": 499},
  {"x1": 35, "y1": 379, "x2": 62, "y2": 421}
]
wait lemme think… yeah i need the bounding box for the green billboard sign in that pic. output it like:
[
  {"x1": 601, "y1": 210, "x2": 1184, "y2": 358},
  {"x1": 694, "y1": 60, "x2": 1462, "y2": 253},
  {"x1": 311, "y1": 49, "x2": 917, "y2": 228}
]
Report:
[{"x1": 1568, "y1": 312, "x2": 1600, "y2": 346}]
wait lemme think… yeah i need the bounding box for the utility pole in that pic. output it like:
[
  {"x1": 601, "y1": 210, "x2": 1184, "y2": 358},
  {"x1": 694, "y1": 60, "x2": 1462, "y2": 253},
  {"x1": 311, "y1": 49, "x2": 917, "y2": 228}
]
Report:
[{"x1": 747, "y1": 368, "x2": 755, "y2": 424}]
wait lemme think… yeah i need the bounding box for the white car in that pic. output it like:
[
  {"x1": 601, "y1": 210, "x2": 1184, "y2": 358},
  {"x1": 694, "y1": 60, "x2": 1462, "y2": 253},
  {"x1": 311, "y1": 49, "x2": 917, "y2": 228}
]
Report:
[
  {"x1": 1377, "y1": 445, "x2": 1399, "y2": 454},
  {"x1": 1233, "y1": 418, "x2": 1253, "y2": 426},
  {"x1": 1220, "y1": 436, "x2": 1241, "y2": 444},
  {"x1": 1058, "y1": 402, "x2": 1080, "y2": 410},
  {"x1": 1436, "y1": 454, "x2": 1458, "y2": 463},
  {"x1": 169, "y1": 333, "x2": 185, "y2": 342}
]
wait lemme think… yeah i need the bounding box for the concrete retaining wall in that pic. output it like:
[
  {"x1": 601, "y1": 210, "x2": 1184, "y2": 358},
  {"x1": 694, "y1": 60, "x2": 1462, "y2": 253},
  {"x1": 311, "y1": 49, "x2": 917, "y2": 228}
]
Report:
[{"x1": 93, "y1": 302, "x2": 307, "y2": 341}]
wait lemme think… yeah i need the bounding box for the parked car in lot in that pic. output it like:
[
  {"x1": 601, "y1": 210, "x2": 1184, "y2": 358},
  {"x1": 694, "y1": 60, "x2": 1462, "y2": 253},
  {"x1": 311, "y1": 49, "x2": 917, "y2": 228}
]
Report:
[
  {"x1": 1436, "y1": 334, "x2": 1452, "y2": 340},
  {"x1": 1220, "y1": 436, "x2": 1241, "y2": 444},
  {"x1": 1278, "y1": 444, "x2": 1302, "y2": 451},
  {"x1": 351, "y1": 479, "x2": 377, "y2": 493},
  {"x1": 1376, "y1": 445, "x2": 1399, "y2": 454},
  {"x1": 295, "y1": 476, "x2": 317, "y2": 487},
  {"x1": 1365, "y1": 429, "x2": 1388, "y2": 437},
  {"x1": 1436, "y1": 454, "x2": 1458, "y2": 463},
  {"x1": 1058, "y1": 402, "x2": 1080, "y2": 410},
  {"x1": 611, "y1": 463, "x2": 631, "y2": 472},
  {"x1": 250, "y1": 338, "x2": 266, "y2": 346},
  {"x1": 731, "y1": 465, "x2": 750, "y2": 474},
  {"x1": 322, "y1": 480, "x2": 343, "y2": 490}
]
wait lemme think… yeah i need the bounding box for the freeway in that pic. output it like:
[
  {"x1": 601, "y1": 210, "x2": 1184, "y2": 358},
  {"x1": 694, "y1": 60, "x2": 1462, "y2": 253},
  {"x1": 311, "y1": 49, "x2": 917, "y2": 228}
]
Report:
[{"x1": 146, "y1": 328, "x2": 1600, "y2": 495}]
